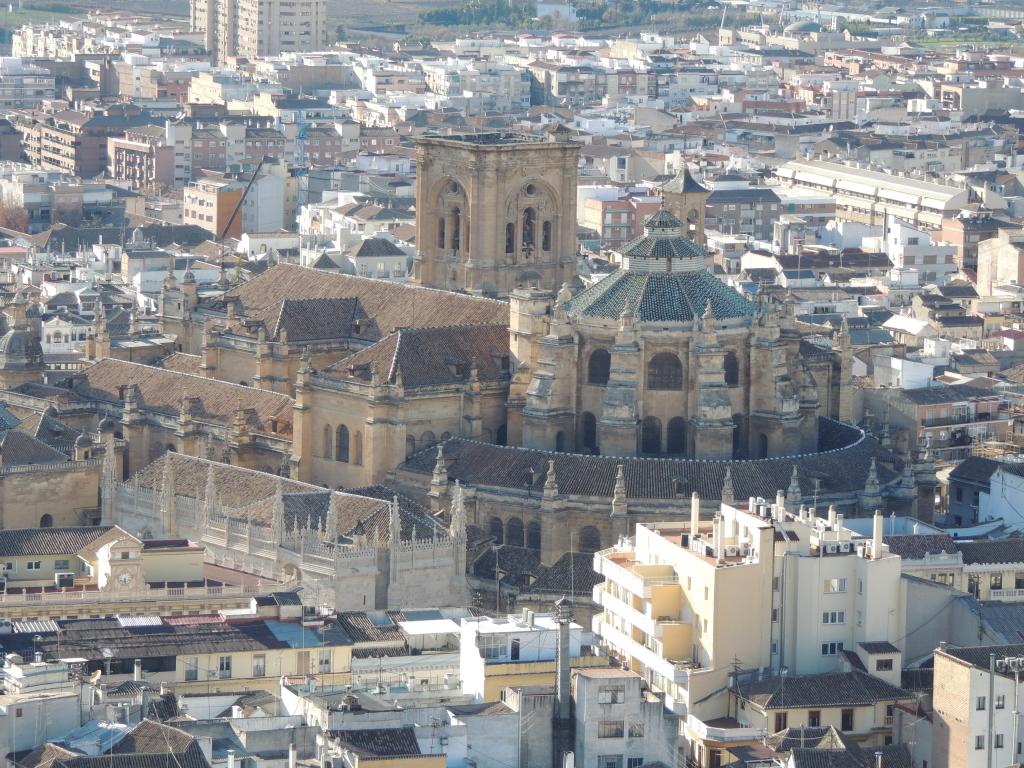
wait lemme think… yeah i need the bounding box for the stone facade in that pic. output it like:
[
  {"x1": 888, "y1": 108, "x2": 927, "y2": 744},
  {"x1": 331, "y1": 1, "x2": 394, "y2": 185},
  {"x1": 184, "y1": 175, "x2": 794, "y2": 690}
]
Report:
[
  {"x1": 510, "y1": 209, "x2": 847, "y2": 460},
  {"x1": 411, "y1": 130, "x2": 581, "y2": 297},
  {"x1": 106, "y1": 451, "x2": 468, "y2": 612}
]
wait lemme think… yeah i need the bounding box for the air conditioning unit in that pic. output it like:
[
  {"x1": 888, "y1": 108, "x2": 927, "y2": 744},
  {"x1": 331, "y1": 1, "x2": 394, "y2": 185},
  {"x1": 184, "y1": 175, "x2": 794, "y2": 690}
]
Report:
[
  {"x1": 725, "y1": 545, "x2": 740, "y2": 557},
  {"x1": 739, "y1": 543, "x2": 752, "y2": 556},
  {"x1": 825, "y1": 544, "x2": 839, "y2": 554},
  {"x1": 839, "y1": 542, "x2": 852, "y2": 552},
  {"x1": 54, "y1": 572, "x2": 75, "y2": 588}
]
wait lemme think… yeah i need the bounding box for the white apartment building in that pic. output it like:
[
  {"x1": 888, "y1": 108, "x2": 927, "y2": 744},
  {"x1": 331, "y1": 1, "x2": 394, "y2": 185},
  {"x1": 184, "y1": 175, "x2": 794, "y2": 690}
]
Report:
[
  {"x1": 883, "y1": 215, "x2": 959, "y2": 286},
  {"x1": 593, "y1": 499, "x2": 906, "y2": 764},
  {"x1": 0, "y1": 58, "x2": 55, "y2": 108}
]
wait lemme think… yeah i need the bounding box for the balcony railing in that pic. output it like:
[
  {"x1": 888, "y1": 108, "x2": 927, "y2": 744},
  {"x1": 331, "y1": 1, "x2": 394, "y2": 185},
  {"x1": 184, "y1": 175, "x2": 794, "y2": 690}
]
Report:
[
  {"x1": 989, "y1": 588, "x2": 1024, "y2": 600},
  {"x1": 0, "y1": 583, "x2": 261, "y2": 605}
]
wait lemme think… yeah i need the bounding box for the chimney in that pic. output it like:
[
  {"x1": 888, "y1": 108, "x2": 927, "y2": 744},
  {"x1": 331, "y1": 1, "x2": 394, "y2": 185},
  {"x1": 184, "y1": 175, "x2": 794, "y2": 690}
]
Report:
[
  {"x1": 872, "y1": 509, "x2": 884, "y2": 559},
  {"x1": 227, "y1": 750, "x2": 235, "y2": 768},
  {"x1": 775, "y1": 489, "x2": 785, "y2": 517},
  {"x1": 553, "y1": 597, "x2": 575, "y2": 768},
  {"x1": 288, "y1": 743, "x2": 296, "y2": 768},
  {"x1": 133, "y1": 659, "x2": 142, "y2": 682},
  {"x1": 690, "y1": 492, "x2": 700, "y2": 538},
  {"x1": 828, "y1": 505, "x2": 837, "y2": 528}
]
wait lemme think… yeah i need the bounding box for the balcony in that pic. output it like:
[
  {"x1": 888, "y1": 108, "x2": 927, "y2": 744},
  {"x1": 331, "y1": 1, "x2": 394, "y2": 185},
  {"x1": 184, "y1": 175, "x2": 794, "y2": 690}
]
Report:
[
  {"x1": 593, "y1": 549, "x2": 678, "y2": 598},
  {"x1": 686, "y1": 714, "x2": 766, "y2": 744},
  {"x1": 989, "y1": 588, "x2": 1024, "y2": 601},
  {"x1": 593, "y1": 612, "x2": 698, "y2": 687}
]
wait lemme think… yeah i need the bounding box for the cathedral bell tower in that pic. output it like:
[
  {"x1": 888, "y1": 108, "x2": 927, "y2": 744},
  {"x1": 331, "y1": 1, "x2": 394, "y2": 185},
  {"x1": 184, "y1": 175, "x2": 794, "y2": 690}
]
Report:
[{"x1": 412, "y1": 129, "x2": 581, "y2": 297}]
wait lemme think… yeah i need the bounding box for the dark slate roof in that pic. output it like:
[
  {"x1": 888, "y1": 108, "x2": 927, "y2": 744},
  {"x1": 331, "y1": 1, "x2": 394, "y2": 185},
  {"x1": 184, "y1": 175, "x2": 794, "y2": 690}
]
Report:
[
  {"x1": 564, "y1": 269, "x2": 756, "y2": 323},
  {"x1": 402, "y1": 420, "x2": 898, "y2": 501},
  {"x1": 520, "y1": 550, "x2": 604, "y2": 598},
  {"x1": 349, "y1": 238, "x2": 406, "y2": 258},
  {"x1": 0, "y1": 526, "x2": 112, "y2": 557},
  {"x1": 950, "y1": 456, "x2": 1001, "y2": 484},
  {"x1": 940, "y1": 643, "x2": 1024, "y2": 674},
  {"x1": 977, "y1": 603, "x2": 1024, "y2": 644},
  {"x1": 661, "y1": 166, "x2": 708, "y2": 194},
  {"x1": 859, "y1": 641, "x2": 899, "y2": 654},
  {"x1": 734, "y1": 671, "x2": 913, "y2": 709},
  {"x1": 332, "y1": 726, "x2": 421, "y2": 758},
  {"x1": 472, "y1": 545, "x2": 544, "y2": 588},
  {"x1": 956, "y1": 538, "x2": 1024, "y2": 565},
  {"x1": 883, "y1": 534, "x2": 957, "y2": 560},
  {"x1": 898, "y1": 384, "x2": 997, "y2": 405}
]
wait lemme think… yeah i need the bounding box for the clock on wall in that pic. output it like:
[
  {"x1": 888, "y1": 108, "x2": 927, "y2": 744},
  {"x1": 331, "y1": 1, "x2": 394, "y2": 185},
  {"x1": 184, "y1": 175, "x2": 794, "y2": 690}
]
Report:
[{"x1": 118, "y1": 570, "x2": 133, "y2": 587}]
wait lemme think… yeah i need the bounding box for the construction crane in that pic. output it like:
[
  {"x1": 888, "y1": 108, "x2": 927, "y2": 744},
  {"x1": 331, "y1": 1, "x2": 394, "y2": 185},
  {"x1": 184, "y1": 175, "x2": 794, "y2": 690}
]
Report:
[{"x1": 215, "y1": 154, "x2": 267, "y2": 283}]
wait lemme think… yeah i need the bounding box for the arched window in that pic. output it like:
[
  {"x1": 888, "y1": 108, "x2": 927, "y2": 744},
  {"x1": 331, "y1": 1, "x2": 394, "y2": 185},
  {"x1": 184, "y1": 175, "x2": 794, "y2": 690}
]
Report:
[
  {"x1": 496, "y1": 424, "x2": 508, "y2": 446},
  {"x1": 648, "y1": 352, "x2": 683, "y2": 390},
  {"x1": 166, "y1": 443, "x2": 176, "y2": 453},
  {"x1": 641, "y1": 416, "x2": 662, "y2": 455},
  {"x1": 758, "y1": 433, "x2": 769, "y2": 459},
  {"x1": 39, "y1": 514, "x2": 53, "y2": 528},
  {"x1": 588, "y1": 348, "x2": 611, "y2": 385},
  {"x1": 452, "y1": 208, "x2": 461, "y2": 252},
  {"x1": 440, "y1": 431, "x2": 452, "y2": 442},
  {"x1": 667, "y1": 417, "x2": 686, "y2": 455},
  {"x1": 489, "y1": 517, "x2": 504, "y2": 545},
  {"x1": 522, "y1": 207, "x2": 535, "y2": 252},
  {"x1": 322, "y1": 424, "x2": 332, "y2": 457},
  {"x1": 45, "y1": 334, "x2": 51, "y2": 344},
  {"x1": 542, "y1": 221, "x2": 551, "y2": 251},
  {"x1": 724, "y1": 351, "x2": 739, "y2": 386},
  {"x1": 406, "y1": 435, "x2": 416, "y2": 458},
  {"x1": 353, "y1": 432, "x2": 363, "y2": 466},
  {"x1": 579, "y1": 526, "x2": 601, "y2": 553},
  {"x1": 506, "y1": 517, "x2": 524, "y2": 547},
  {"x1": 421, "y1": 431, "x2": 437, "y2": 448},
  {"x1": 581, "y1": 411, "x2": 597, "y2": 452},
  {"x1": 437, "y1": 217, "x2": 446, "y2": 249},
  {"x1": 335, "y1": 425, "x2": 349, "y2": 462},
  {"x1": 527, "y1": 521, "x2": 541, "y2": 552},
  {"x1": 505, "y1": 222, "x2": 514, "y2": 254},
  {"x1": 555, "y1": 431, "x2": 566, "y2": 452}
]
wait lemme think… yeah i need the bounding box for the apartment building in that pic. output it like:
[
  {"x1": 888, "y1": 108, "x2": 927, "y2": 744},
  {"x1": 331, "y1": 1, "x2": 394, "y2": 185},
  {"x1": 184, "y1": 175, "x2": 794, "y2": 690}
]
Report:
[
  {"x1": 0, "y1": 58, "x2": 55, "y2": 108},
  {"x1": 191, "y1": 0, "x2": 327, "y2": 64},
  {"x1": 593, "y1": 501, "x2": 907, "y2": 767},
  {"x1": 183, "y1": 175, "x2": 245, "y2": 238},
  {"x1": 933, "y1": 643, "x2": 1024, "y2": 768},
  {"x1": 10, "y1": 103, "x2": 149, "y2": 179},
  {"x1": 107, "y1": 125, "x2": 175, "y2": 191}
]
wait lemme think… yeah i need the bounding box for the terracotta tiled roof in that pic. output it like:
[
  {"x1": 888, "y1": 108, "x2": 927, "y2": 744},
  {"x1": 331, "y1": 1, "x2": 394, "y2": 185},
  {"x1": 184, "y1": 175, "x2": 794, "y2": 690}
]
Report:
[
  {"x1": 0, "y1": 429, "x2": 72, "y2": 465},
  {"x1": 227, "y1": 297, "x2": 366, "y2": 343},
  {"x1": 73, "y1": 359, "x2": 293, "y2": 437},
  {"x1": 221, "y1": 264, "x2": 507, "y2": 339},
  {"x1": 159, "y1": 353, "x2": 203, "y2": 375},
  {"x1": 321, "y1": 324, "x2": 509, "y2": 387}
]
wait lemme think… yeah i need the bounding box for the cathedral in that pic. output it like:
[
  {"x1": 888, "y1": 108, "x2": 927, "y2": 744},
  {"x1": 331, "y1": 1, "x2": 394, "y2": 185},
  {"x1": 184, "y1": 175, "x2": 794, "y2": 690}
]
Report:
[{"x1": 0, "y1": 131, "x2": 931, "y2": 582}]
